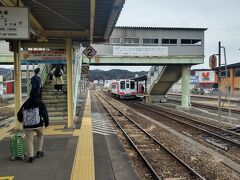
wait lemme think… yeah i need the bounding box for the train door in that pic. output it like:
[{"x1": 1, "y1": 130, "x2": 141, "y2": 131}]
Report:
[
  {"x1": 125, "y1": 80, "x2": 131, "y2": 95},
  {"x1": 130, "y1": 80, "x2": 136, "y2": 96},
  {"x1": 119, "y1": 80, "x2": 126, "y2": 97}
]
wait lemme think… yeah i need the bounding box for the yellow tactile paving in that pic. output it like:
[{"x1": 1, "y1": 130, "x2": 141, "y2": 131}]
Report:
[
  {"x1": 44, "y1": 125, "x2": 73, "y2": 135},
  {"x1": 0, "y1": 176, "x2": 14, "y2": 180},
  {"x1": 71, "y1": 91, "x2": 95, "y2": 180}
]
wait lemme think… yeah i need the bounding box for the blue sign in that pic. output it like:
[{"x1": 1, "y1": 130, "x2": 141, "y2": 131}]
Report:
[
  {"x1": 190, "y1": 76, "x2": 199, "y2": 84},
  {"x1": 21, "y1": 60, "x2": 66, "y2": 64}
]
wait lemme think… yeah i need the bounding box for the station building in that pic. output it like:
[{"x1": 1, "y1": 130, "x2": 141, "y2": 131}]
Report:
[{"x1": 219, "y1": 62, "x2": 240, "y2": 97}]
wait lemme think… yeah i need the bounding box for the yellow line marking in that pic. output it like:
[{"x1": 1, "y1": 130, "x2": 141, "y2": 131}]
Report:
[
  {"x1": 71, "y1": 91, "x2": 95, "y2": 180},
  {"x1": 0, "y1": 176, "x2": 14, "y2": 180},
  {"x1": 44, "y1": 125, "x2": 73, "y2": 135}
]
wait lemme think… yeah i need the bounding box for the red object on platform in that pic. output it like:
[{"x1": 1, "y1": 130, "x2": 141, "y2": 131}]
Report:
[{"x1": 5, "y1": 81, "x2": 14, "y2": 94}]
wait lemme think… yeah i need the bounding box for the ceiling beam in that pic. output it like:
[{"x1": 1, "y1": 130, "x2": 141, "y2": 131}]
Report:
[
  {"x1": 0, "y1": 0, "x2": 47, "y2": 40},
  {"x1": 21, "y1": 42, "x2": 65, "y2": 48},
  {"x1": 90, "y1": 0, "x2": 96, "y2": 43},
  {"x1": 46, "y1": 30, "x2": 89, "y2": 39}
]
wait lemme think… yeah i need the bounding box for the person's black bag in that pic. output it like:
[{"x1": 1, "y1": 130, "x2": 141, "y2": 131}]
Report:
[
  {"x1": 54, "y1": 68, "x2": 62, "y2": 78},
  {"x1": 49, "y1": 73, "x2": 53, "y2": 80}
]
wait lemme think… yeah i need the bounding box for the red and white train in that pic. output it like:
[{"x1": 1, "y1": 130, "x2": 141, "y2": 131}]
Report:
[{"x1": 111, "y1": 79, "x2": 137, "y2": 99}]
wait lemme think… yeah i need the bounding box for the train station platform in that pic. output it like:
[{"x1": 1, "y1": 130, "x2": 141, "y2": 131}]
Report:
[{"x1": 0, "y1": 90, "x2": 139, "y2": 180}]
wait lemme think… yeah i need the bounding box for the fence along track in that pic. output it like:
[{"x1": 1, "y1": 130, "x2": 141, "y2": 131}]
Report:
[{"x1": 95, "y1": 92, "x2": 205, "y2": 180}]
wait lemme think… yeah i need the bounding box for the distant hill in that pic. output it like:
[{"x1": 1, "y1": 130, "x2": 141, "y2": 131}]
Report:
[
  {"x1": 0, "y1": 68, "x2": 12, "y2": 80},
  {"x1": 88, "y1": 69, "x2": 147, "y2": 82}
]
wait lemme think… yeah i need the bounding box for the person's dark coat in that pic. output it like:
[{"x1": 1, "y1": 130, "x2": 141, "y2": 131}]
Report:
[
  {"x1": 17, "y1": 90, "x2": 49, "y2": 129},
  {"x1": 31, "y1": 75, "x2": 42, "y2": 93}
]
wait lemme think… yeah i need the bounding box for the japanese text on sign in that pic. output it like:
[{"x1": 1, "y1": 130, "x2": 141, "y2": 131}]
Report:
[
  {"x1": 0, "y1": 7, "x2": 29, "y2": 39},
  {"x1": 20, "y1": 50, "x2": 66, "y2": 61},
  {"x1": 113, "y1": 46, "x2": 168, "y2": 56}
]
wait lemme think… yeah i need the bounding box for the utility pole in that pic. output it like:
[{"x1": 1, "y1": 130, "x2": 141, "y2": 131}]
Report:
[{"x1": 218, "y1": 41, "x2": 221, "y2": 119}]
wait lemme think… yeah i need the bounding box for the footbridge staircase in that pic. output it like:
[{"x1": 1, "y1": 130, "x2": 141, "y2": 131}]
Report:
[{"x1": 147, "y1": 65, "x2": 182, "y2": 102}]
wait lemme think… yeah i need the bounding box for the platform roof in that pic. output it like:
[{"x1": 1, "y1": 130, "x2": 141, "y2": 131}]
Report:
[
  {"x1": 115, "y1": 26, "x2": 207, "y2": 31},
  {"x1": 0, "y1": 0, "x2": 125, "y2": 43}
]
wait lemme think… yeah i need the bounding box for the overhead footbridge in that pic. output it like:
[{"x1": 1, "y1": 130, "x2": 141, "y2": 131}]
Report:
[{"x1": 82, "y1": 26, "x2": 207, "y2": 106}]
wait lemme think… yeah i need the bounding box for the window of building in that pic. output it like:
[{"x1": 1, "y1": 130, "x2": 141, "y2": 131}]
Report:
[
  {"x1": 234, "y1": 69, "x2": 240, "y2": 77},
  {"x1": 123, "y1": 38, "x2": 140, "y2": 44},
  {"x1": 162, "y1": 39, "x2": 177, "y2": 45},
  {"x1": 120, "y1": 81, "x2": 125, "y2": 89},
  {"x1": 110, "y1": 38, "x2": 121, "y2": 44},
  {"x1": 181, "y1": 39, "x2": 202, "y2": 45},
  {"x1": 234, "y1": 87, "x2": 240, "y2": 91},
  {"x1": 220, "y1": 70, "x2": 230, "y2": 77},
  {"x1": 143, "y1": 38, "x2": 158, "y2": 45}
]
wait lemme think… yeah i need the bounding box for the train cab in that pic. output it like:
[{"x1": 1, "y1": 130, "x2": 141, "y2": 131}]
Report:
[{"x1": 111, "y1": 79, "x2": 137, "y2": 99}]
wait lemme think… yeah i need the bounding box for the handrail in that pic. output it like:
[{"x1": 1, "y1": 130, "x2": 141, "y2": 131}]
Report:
[
  {"x1": 39, "y1": 64, "x2": 49, "y2": 86},
  {"x1": 147, "y1": 66, "x2": 166, "y2": 94}
]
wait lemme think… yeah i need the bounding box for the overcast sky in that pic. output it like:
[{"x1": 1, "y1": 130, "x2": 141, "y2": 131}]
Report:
[{"x1": 91, "y1": 0, "x2": 240, "y2": 71}]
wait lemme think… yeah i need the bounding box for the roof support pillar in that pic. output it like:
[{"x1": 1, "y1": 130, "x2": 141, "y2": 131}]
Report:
[
  {"x1": 13, "y1": 40, "x2": 22, "y2": 129},
  {"x1": 181, "y1": 65, "x2": 190, "y2": 108},
  {"x1": 66, "y1": 38, "x2": 73, "y2": 128},
  {"x1": 90, "y1": 0, "x2": 96, "y2": 42}
]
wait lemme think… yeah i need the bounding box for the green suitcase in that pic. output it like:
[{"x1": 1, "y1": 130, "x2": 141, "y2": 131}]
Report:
[{"x1": 10, "y1": 133, "x2": 26, "y2": 161}]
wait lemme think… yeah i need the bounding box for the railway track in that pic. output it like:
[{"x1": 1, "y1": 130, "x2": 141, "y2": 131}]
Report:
[
  {"x1": 0, "y1": 115, "x2": 14, "y2": 128},
  {"x1": 95, "y1": 92, "x2": 205, "y2": 180},
  {"x1": 128, "y1": 102, "x2": 240, "y2": 159},
  {"x1": 167, "y1": 98, "x2": 240, "y2": 115}
]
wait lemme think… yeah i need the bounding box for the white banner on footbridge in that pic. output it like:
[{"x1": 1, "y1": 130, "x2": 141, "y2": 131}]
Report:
[{"x1": 113, "y1": 46, "x2": 168, "y2": 56}]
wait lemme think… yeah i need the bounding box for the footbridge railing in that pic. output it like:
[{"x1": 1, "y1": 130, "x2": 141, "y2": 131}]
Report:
[{"x1": 147, "y1": 66, "x2": 166, "y2": 94}]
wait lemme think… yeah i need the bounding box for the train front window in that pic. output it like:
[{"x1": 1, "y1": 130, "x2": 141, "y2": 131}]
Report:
[
  {"x1": 126, "y1": 83, "x2": 129, "y2": 88},
  {"x1": 130, "y1": 81, "x2": 135, "y2": 89},
  {"x1": 120, "y1": 81, "x2": 125, "y2": 89}
]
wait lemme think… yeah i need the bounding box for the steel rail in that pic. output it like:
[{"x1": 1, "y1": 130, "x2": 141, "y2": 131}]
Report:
[
  {"x1": 167, "y1": 98, "x2": 240, "y2": 114},
  {"x1": 0, "y1": 116, "x2": 14, "y2": 127},
  {"x1": 95, "y1": 92, "x2": 205, "y2": 180},
  {"x1": 133, "y1": 103, "x2": 240, "y2": 147}
]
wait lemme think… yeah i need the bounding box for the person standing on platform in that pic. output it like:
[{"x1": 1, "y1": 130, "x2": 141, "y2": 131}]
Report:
[
  {"x1": 17, "y1": 89, "x2": 49, "y2": 163},
  {"x1": 31, "y1": 67, "x2": 42, "y2": 98},
  {"x1": 51, "y1": 65, "x2": 64, "y2": 94}
]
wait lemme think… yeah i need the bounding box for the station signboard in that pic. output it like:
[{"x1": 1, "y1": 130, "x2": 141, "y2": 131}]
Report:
[
  {"x1": 113, "y1": 46, "x2": 168, "y2": 56},
  {"x1": 20, "y1": 50, "x2": 66, "y2": 64},
  {"x1": 83, "y1": 45, "x2": 97, "y2": 59},
  {"x1": 0, "y1": 7, "x2": 29, "y2": 39}
]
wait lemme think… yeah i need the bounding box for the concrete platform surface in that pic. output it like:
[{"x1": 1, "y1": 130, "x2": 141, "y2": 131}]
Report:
[
  {"x1": 0, "y1": 90, "x2": 139, "y2": 180},
  {"x1": 0, "y1": 134, "x2": 77, "y2": 180}
]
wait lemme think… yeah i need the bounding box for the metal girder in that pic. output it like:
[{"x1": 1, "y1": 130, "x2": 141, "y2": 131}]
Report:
[
  {"x1": 0, "y1": 54, "x2": 14, "y2": 64},
  {"x1": 0, "y1": 0, "x2": 47, "y2": 39},
  {"x1": 21, "y1": 42, "x2": 66, "y2": 48},
  {"x1": 82, "y1": 55, "x2": 204, "y2": 65},
  {"x1": 46, "y1": 30, "x2": 89, "y2": 39},
  {"x1": 90, "y1": 0, "x2": 95, "y2": 43}
]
